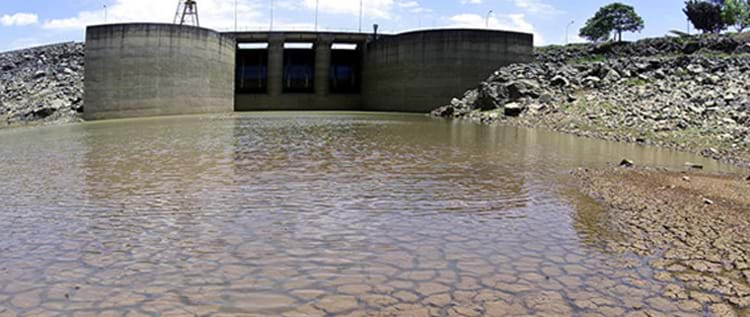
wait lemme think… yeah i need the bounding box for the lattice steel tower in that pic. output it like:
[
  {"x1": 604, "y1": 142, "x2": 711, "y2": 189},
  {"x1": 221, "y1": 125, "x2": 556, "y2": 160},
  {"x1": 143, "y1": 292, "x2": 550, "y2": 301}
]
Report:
[{"x1": 174, "y1": 0, "x2": 200, "y2": 26}]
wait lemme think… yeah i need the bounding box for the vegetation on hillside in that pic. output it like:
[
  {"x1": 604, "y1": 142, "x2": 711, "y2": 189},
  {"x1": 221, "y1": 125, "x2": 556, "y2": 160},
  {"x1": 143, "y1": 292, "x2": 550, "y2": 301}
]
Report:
[{"x1": 579, "y1": 3, "x2": 645, "y2": 42}]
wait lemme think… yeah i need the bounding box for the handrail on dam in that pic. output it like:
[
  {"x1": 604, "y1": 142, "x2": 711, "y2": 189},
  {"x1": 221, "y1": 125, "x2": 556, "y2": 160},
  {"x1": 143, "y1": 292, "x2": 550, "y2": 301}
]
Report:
[{"x1": 83, "y1": 23, "x2": 533, "y2": 120}]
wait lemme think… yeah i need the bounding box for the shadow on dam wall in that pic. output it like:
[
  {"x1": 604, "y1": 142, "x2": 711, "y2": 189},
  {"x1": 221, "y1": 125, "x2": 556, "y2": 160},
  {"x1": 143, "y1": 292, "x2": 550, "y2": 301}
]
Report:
[{"x1": 83, "y1": 23, "x2": 533, "y2": 120}]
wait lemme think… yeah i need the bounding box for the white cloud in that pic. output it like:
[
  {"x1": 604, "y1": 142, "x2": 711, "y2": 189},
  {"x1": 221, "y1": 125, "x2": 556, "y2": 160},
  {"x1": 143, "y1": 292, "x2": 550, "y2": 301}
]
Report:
[
  {"x1": 1, "y1": 13, "x2": 39, "y2": 26},
  {"x1": 512, "y1": 0, "x2": 562, "y2": 15},
  {"x1": 460, "y1": 0, "x2": 482, "y2": 4},
  {"x1": 447, "y1": 13, "x2": 543, "y2": 45},
  {"x1": 396, "y1": 0, "x2": 429, "y2": 14},
  {"x1": 42, "y1": 0, "x2": 262, "y2": 30},
  {"x1": 301, "y1": 0, "x2": 394, "y2": 19}
]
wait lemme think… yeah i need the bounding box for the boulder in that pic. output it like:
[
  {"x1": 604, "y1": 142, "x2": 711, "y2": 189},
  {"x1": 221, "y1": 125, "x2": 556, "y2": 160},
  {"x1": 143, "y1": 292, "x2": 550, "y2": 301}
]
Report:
[
  {"x1": 476, "y1": 82, "x2": 506, "y2": 111},
  {"x1": 682, "y1": 42, "x2": 700, "y2": 55},
  {"x1": 619, "y1": 159, "x2": 635, "y2": 168},
  {"x1": 506, "y1": 80, "x2": 541, "y2": 100},
  {"x1": 32, "y1": 70, "x2": 46, "y2": 79},
  {"x1": 550, "y1": 75, "x2": 570, "y2": 87},
  {"x1": 734, "y1": 43, "x2": 750, "y2": 54},
  {"x1": 687, "y1": 64, "x2": 704, "y2": 75},
  {"x1": 503, "y1": 102, "x2": 525, "y2": 117}
]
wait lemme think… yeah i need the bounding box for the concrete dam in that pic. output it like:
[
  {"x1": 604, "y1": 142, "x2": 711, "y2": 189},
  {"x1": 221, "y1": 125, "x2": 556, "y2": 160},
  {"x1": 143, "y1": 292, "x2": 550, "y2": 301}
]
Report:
[{"x1": 83, "y1": 23, "x2": 533, "y2": 120}]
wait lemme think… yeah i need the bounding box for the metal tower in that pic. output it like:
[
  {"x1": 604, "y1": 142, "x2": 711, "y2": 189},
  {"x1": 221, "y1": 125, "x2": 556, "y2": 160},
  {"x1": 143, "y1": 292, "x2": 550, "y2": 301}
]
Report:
[{"x1": 174, "y1": 0, "x2": 200, "y2": 26}]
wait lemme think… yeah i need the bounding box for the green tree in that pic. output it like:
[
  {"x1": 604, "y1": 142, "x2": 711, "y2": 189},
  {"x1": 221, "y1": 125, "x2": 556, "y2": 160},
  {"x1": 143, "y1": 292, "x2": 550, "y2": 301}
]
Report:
[
  {"x1": 579, "y1": 3, "x2": 645, "y2": 42},
  {"x1": 722, "y1": 0, "x2": 750, "y2": 32},
  {"x1": 684, "y1": 0, "x2": 726, "y2": 33}
]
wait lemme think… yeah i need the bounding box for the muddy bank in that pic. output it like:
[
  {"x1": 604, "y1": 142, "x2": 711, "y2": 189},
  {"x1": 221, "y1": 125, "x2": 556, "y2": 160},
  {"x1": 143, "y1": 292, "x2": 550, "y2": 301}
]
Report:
[
  {"x1": 574, "y1": 166, "x2": 750, "y2": 316},
  {"x1": 432, "y1": 33, "x2": 750, "y2": 167}
]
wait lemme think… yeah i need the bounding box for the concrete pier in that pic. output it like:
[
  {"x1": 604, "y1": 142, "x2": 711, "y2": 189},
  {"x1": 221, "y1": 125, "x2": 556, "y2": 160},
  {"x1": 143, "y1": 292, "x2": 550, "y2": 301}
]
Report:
[
  {"x1": 267, "y1": 36, "x2": 284, "y2": 98},
  {"x1": 83, "y1": 24, "x2": 533, "y2": 120},
  {"x1": 314, "y1": 36, "x2": 333, "y2": 97}
]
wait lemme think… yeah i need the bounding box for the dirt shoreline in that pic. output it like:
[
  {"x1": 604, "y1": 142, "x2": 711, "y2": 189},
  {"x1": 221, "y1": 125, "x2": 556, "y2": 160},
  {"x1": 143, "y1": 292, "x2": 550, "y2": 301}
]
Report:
[{"x1": 572, "y1": 166, "x2": 750, "y2": 316}]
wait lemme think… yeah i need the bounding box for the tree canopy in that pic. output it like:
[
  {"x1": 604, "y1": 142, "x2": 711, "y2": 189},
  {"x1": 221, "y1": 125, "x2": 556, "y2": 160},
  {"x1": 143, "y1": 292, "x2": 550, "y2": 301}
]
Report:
[
  {"x1": 722, "y1": 0, "x2": 750, "y2": 32},
  {"x1": 684, "y1": 0, "x2": 727, "y2": 33},
  {"x1": 579, "y1": 3, "x2": 645, "y2": 42}
]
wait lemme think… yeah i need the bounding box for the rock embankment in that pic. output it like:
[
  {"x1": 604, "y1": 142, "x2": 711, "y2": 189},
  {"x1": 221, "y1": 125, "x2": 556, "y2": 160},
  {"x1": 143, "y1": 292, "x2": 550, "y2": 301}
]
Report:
[
  {"x1": 0, "y1": 42, "x2": 84, "y2": 128},
  {"x1": 432, "y1": 34, "x2": 750, "y2": 165}
]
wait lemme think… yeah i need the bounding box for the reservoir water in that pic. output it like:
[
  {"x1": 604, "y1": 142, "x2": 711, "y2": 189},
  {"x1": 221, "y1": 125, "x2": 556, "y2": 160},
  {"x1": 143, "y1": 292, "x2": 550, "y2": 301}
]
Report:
[{"x1": 0, "y1": 113, "x2": 737, "y2": 316}]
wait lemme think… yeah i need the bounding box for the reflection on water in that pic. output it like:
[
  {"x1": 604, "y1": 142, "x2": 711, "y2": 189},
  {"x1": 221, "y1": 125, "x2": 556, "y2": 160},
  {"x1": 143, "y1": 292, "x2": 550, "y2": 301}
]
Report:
[{"x1": 0, "y1": 113, "x2": 737, "y2": 316}]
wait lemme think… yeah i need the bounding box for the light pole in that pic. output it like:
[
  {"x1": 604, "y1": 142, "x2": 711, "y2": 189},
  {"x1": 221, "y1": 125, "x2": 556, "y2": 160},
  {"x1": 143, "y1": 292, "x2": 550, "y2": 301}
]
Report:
[
  {"x1": 269, "y1": 0, "x2": 274, "y2": 31},
  {"x1": 359, "y1": 0, "x2": 363, "y2": 33},
  {"x1": 104, "y1": 4, "x2": 108, "y2": 23},
  {"x1": 565, "y1": 20, "x2": 575, "y2": 45},
  {"x1": 234, "y1": 0, "x2": 238, "y2": 31},
  {"x1": 485, "y1": 10, "x2": 493, "y2": 28},
  {"x1": 315, "y1": 0, "x2": 319, "y2": 31}
]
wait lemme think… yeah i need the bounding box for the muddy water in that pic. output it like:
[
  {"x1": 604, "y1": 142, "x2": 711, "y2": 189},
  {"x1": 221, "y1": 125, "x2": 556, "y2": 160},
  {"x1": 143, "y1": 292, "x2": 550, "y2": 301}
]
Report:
[{"x1": 0, "y1": 113, "x2": 738, "y2": 316}]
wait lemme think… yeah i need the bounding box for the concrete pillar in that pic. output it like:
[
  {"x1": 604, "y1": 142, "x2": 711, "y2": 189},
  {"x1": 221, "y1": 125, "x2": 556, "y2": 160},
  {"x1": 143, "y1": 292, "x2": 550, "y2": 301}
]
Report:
[
  {"x1": 315, "y1": 36, "x2": 333, "y2": 96},
  {"x1": 268, "y1": 35, "x2": 284, "y2": 96}
]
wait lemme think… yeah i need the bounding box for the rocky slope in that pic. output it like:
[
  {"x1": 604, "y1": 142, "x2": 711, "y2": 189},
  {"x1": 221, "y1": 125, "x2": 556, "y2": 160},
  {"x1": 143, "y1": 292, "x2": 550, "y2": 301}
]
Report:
[
  {"x1": 0, "y1": 42, "x2": 85, "y2": 128},
  {"x1": 432, "y1": 34, "x2": 750, "y2": 165}
]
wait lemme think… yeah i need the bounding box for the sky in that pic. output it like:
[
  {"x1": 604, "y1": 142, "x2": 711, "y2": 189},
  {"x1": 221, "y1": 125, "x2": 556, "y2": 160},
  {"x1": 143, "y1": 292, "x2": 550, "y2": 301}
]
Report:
[{"x1": 0, "y1": 0, "x2": 694, "y2": 52}]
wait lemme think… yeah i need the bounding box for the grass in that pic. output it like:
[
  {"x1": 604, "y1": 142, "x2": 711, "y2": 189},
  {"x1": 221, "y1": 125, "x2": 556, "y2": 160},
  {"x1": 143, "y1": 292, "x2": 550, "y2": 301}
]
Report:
[{"x1": 624, "y1": 78, "x2": 648, "y2": 87}]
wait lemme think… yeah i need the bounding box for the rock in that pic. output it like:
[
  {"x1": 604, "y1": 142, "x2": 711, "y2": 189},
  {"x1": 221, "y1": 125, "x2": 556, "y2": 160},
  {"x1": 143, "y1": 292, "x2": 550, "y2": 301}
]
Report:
[
  {"x1": 683, "y1": 176, "x2": 691, "y2": 182},
  {"x1": 476, "y1": 82, "x2": 505, "y2": 111},
  {"x1": 0, "y1": 42, "x2": 84, "y2": 127},
  {"x1": 550, "y1": 75, "x2": 570, "y2": 87},
  {"x1": 703, "y1": 198, "x2": 714, "y2": 205},
  {"x1": 688, "y1": 105, "x2": 705, "y2": 114},
  {"x1": 745, "y1": 175, "x2": 750, "y2": 182},
  {"x1": 682, "y1": 42, "x2": 700, "y2": 54},
  {"x1": 703, "y1": 75, "x2": 720, "y2": 85},
  {"x1": 528, "y1": 103, "x2": 546, "y2": 113},
  {"x1": 506, "y1": 80, "x2": 541, "y2": 100},
  {"x1": 503, "y1": 102, "x2": 525, "y2": 117},
  {"x1": 619, "y1": 159, "x2": 635, "y2": 168},
  {"x1": 687, "y1": 64, "x2": 704, "y2": 75},
  {"x1": 685, "y1": 162, "x2": 704, "y2": 170},
  {"x1": 735, "y1": 43, "x2": 750, "y2": 54},
  {"x1": 32, "y1": 70, "x2": 46, "y2": 79},
  {"x1": 583, "y1": 76, "x2": 601, "y2": 87}
]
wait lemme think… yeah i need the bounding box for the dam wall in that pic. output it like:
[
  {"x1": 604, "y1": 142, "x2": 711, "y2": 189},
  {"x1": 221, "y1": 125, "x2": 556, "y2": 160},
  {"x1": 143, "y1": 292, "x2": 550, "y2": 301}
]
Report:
[
  {"x1": 83, "y1": 24, "x2": 532, "y2": 120},
  {"x1": 363, "y1": 30, "x2": 533, "y2": 112},
  {"x1": 229, "y1": 32, "x2": 370, "y2": 111},
  {"x1": 83, "y1": 23, "x2": 235, "y2": 120}
]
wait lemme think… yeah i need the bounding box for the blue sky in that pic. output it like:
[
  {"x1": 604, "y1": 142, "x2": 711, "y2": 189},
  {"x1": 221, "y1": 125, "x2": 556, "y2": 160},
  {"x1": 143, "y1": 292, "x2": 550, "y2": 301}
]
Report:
[{"x1": 1, "y1": 0, "x2": 692, "y2": 52}]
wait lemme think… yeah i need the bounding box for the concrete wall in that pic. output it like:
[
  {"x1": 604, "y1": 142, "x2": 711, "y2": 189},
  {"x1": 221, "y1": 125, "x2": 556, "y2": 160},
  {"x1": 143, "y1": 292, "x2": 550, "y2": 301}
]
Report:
[
  {"x1": 83, "y1": 23, "x2": 235, "y2": 120},
  {"x1": 83, "y1": 27, "x2": 532, "y2": 119},
  {"x1": 363, "y1": 29, "x2": 533, "y2": 112}
]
